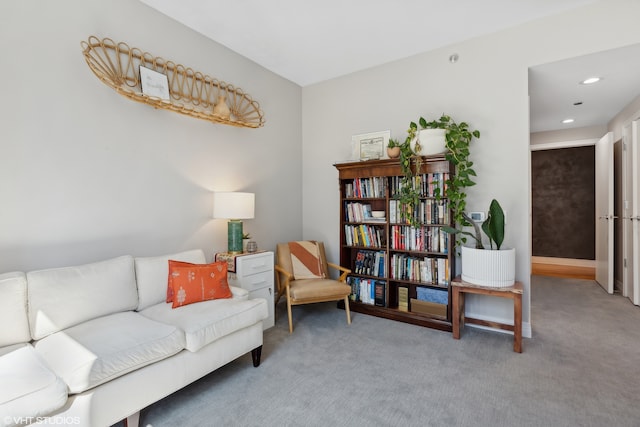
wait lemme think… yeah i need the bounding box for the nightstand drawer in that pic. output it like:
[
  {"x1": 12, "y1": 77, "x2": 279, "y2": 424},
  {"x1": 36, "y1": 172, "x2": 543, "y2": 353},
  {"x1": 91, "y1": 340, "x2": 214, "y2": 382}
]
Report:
[
  {"x1": 215, "y1": 250, "x2": 275, "y2": 330},
  {"x1": 236, "y1": 253, "x2": 273, "y2": 276},
  {"x1": 228, "y1": 270, "x2": 273, "y2": 291}
]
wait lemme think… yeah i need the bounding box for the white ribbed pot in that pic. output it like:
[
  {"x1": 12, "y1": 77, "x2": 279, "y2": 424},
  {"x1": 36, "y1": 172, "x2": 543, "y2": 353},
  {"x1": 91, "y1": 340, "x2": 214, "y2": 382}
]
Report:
[
  {"x1": 461, "y1": 246, "x2": 516, "y2": 288},
  {"x1": 410, "y1": 129, "x2": 447, "y2": 155}
]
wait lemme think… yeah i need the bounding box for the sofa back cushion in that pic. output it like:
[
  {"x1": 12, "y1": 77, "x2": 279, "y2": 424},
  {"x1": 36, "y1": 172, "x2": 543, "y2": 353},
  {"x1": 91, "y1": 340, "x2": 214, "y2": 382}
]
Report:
[
  {"x1": 135, "y1": 249, "x2": 206, "y2": 310},
  {"x1": 0, "y1": 272, "x2": 31, "y2": 347},
  {"x1": 27, "y1": 255, "x2": 137, "y2": 340}
]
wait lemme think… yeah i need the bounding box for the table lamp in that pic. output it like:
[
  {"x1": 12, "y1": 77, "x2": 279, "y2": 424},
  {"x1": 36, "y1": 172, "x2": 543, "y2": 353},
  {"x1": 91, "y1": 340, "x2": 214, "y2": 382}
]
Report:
[{"x1": 213, "y1": 192, "x2": 255, "y2": 254}]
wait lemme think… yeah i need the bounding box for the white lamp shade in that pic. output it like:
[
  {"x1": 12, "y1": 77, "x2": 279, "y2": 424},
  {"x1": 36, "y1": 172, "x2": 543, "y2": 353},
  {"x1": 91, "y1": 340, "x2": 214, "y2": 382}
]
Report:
[{"x1": 212, "y1": 192, "x2": 255, "y2": 219}]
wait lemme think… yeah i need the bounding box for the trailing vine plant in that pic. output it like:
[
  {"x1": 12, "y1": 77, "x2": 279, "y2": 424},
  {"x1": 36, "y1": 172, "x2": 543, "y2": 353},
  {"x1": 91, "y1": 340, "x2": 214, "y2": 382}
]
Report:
[
  {"x1": 396, "y1": 122, "x2": 421, "y2": 227},
  {"x1": 426, "y1": 115, "x2": 480, "y2": 247},
  {"x1": 394, "y1": 114, "x2": 481, "y2": 245}
]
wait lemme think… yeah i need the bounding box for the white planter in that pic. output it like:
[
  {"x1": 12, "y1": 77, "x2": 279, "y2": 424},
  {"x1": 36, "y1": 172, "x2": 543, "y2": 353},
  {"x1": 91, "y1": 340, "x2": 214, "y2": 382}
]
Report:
[
  {"x1": 410, "y1": 129, "x2": 447, "y2": 155},
  {"x1": 461, "y1": 246, "x2": 516, "y2": 288}
]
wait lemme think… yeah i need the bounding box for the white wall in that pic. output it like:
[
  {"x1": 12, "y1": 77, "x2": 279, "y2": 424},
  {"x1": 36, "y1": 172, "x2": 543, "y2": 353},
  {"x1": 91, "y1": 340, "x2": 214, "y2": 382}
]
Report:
[
  {"x1": 0, "y1": 0, "x2": 303, "y2": 271},
  {"x1": 610, "y1": 94, "x2": 640, "y2": 138},
  {"x1": 530, "y1": 126, "x2": 607, "y2": 146},
  {"x1": 301, "y1": 0, "x2": 640, "y2": 334}
]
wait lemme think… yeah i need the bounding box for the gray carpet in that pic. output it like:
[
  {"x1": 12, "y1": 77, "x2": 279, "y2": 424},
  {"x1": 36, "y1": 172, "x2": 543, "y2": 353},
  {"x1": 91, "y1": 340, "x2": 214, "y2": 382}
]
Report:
[{"x1": 122, "y1": 276, "x2": 640, "y2": 427}]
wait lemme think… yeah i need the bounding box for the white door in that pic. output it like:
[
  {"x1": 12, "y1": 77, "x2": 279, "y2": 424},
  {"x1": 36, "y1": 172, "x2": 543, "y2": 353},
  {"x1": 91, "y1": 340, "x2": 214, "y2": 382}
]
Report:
[
  {"x1": 622, "y1": 124, "x2": 634, "y2": 300},
  {"x1": 595, "y1": 132, "x2": 614, "y2": 293},
  {"x1": 632, "y1": 121, "x2": 640, "y2": 305}
]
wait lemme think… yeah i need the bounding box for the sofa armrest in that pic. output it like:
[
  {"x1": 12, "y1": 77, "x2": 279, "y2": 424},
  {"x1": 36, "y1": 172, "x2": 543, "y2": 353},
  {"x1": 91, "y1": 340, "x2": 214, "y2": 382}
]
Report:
[{"x1": 230, "y1": 286, "x2": 249, "y2": 299}]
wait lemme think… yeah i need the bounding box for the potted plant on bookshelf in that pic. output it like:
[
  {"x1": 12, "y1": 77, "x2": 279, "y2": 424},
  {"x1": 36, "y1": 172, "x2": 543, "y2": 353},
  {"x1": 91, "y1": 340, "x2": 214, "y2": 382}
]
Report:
[
  {"x1": 387, "y1": 138, "x2": 401, "y2": 158},
  {"x1": 443, "y1": 199, "x2": 515, "y2": 288}
]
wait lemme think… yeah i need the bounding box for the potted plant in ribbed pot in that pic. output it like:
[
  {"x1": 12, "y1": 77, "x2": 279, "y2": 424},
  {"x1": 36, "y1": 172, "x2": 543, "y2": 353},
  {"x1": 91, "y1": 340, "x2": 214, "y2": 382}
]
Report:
[{"x1": 444, "y1": 199, "x2": 515, "y2": 287}]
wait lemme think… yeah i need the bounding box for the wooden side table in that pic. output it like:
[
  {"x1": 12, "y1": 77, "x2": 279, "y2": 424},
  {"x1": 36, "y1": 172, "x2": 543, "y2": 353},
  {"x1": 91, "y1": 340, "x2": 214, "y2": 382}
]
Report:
[{"x1": 451, "y1": 277, "x2": 523, "y2": 353}]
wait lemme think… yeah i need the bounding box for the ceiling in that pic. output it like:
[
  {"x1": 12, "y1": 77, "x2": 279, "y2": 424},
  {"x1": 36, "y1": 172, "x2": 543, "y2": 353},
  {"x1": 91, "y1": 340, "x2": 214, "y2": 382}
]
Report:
[
  {"x1": 529, "y1": 43, "x2": 640, "y2": 132},
  {"x1": 140, "y1": 0, "x2": 639, "y2": 133}
]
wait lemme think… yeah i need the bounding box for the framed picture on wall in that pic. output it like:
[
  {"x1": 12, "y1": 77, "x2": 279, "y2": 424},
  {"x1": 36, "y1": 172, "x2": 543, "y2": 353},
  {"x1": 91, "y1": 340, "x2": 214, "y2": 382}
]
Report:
[
  {"x1": 351, "y1": 130, "x2": 390, "y2": 161},
  {"x1": 139, "y1": 66, "x2": 170, "y2": 100}
]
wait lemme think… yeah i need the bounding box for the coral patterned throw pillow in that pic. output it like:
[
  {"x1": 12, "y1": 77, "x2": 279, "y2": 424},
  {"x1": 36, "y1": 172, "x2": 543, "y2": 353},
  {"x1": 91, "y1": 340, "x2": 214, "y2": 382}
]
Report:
[
  {"x1": 168, "y1": 260, "x2": 232, "y2": 308},
  {"x1": 166, "y1": 260, "x2": 197, "y2": 303}
]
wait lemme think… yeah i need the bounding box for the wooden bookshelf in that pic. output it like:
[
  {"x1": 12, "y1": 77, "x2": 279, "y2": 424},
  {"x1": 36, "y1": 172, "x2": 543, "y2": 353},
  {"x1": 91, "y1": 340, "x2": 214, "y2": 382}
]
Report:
[{"x1": 334, "y1": 156, "x2": 455, "y2": 332}]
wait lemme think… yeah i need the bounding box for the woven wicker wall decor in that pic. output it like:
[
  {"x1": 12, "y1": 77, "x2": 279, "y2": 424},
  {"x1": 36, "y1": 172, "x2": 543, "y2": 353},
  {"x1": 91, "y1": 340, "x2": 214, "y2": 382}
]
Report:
[{"x1": 81, "y1": 36, "x2": 265, "y2": 128}]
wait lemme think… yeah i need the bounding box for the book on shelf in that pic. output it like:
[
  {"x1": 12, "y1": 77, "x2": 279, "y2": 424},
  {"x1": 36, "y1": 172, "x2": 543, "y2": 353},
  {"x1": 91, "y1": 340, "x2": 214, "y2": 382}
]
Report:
[
  {"x1": 437, "y1": 258, "x2": 450, "y2": 286},
  {"x1": 344, "y1": 224, "x2": 385, "y2": 248},
  {"x1": 389, "y1": 200, "x2": 397, "y2": 223},
  {"x1": 389, "y1": 172, "x2": 449, "y2": 198},
  {"x1": 353, "y1": 250, "x2": 385, "y2": 277},
  {"x1": 410, "y1": 298, "x2": 447, "y2": 318},
  {"x1": 389, "y1": 254, "x2": 450, "y2": 285},
  {"x1": 345, "y1": 202, "x2": 387, "y2": 223},
  {"x1": 354, "y1": 251, "x2": 365, "y2": 274},
  {"x1": 362, "y1": 203, "x2": 372, "y2": 219},
  {"x1": 347, "y1": 177, "x2": 386, "y2": 198},
  {"x1": 374, "y1": 281, "x2": 386, "y2": 307},
  {"x1": 416, "y1": 286, "x2": 448, "y2": 305},
  {"x1": 360, "y1": 280, "x2": 372, "y2": 304},
  {"x1": 347, "y1": 276, "x2": 384, "y2": 305},
  {"x1": 398, "y1": 286, "x2": 409, "y2": 312}
]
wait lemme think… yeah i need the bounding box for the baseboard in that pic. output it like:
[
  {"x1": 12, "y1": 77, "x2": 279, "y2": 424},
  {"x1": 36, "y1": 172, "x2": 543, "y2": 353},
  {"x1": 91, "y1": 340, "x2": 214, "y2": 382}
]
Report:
[
  {"x1": 531, "y1": 256, "x2": 595, "y2": 280},
  {"x1": 531, "y1": 256, "x2": 595, "y2": 267}
]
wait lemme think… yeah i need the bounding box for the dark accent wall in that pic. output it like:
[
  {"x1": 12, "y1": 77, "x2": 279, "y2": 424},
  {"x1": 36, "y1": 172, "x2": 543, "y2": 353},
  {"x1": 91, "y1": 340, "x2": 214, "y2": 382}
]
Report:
[{"x1": 531, "y1": 146, "x2": 595, "y2": 259}]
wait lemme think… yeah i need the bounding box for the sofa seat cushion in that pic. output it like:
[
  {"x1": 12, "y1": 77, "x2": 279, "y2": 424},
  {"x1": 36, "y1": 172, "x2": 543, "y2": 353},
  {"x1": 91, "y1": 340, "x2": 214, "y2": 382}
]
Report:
[
  {"x1": 0, "y1": 343, "x2": 28, "y2": 358},
  {"x1": 140, "y1": 292, "x2": 267, "y2": 352},
  {"x1": 289, "y1": 278, "x2": 351, "y2": 300},
  {"x1": 0, "y1": 345, "x2": 67, "y2": 427},
  {"x1": 34, "y1": 311, "x2": 185, "y2": 394}
]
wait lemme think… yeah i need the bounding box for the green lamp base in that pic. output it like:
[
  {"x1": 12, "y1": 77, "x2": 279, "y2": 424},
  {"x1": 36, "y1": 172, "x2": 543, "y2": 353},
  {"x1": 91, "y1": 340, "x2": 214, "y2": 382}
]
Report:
[{"x1": 227, "y1": 220, "x2": 244, "y2": 254}]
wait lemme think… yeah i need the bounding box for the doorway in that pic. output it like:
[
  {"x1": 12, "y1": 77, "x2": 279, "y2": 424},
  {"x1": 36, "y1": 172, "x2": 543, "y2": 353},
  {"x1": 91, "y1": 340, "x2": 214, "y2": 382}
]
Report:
[
  {"x1": 528, "y1": 44, "x2": 640, "y2": 301},
  {"x1": 530, "y1": 142, "x2": 597, "y2": 280}
]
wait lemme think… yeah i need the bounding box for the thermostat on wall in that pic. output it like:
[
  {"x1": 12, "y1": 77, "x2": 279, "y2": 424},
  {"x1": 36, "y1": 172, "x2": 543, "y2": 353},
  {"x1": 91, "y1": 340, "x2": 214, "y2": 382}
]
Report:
[{"x1": 469, "y1": 211, "x2": 485, "y2": 222}]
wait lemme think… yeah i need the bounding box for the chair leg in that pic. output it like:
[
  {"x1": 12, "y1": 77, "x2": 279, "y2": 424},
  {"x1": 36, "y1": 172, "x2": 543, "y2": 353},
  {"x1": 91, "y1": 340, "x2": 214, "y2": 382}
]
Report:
[
  {"x1": 275, "y1": 284, "x2": 284, "y2": 306},
  {"x1": 344, "y1": 296, "x2": 351, "y2": 324},
  {"x1": 287, "y1": 298, "x2": 294, "y2": 333}
]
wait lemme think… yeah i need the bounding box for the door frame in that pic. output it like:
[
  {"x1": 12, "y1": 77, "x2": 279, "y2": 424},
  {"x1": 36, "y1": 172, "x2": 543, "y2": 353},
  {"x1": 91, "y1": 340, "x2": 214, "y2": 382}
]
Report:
[
  {"x1": 619, "y1": 113, "x2": 640, "y2": 305},
  {"x1": 530, "y1": 139, "x2": 598, "y2": 277}
]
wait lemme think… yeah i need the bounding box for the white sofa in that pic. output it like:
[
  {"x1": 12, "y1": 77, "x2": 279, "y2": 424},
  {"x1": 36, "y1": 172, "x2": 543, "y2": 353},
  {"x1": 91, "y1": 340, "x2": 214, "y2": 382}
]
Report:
[{"x1": 0, "y1": 249, "x2": 268, "y2": 427}]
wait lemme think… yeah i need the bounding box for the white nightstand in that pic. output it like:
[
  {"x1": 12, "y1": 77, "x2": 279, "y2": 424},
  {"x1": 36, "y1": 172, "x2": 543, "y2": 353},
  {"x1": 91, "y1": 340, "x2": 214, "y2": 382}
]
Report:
[{"x1": 218, "y1": 251, "x2": 274, "y2": 330}]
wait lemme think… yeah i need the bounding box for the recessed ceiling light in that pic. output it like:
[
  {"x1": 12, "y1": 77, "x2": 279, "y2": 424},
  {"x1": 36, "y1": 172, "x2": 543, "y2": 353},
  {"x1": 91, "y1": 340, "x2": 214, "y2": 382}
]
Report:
[
  {"x1": 562, "y1": 118, "x2": 575, "y2": 124},
  {"x1": 580, "y1": 77, "x2": 602, "y2": 85}
]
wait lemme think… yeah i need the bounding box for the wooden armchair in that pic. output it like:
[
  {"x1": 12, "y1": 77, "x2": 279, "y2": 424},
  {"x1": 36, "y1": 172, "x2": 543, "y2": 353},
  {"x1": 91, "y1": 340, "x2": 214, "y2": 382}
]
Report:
[{"x1": 275, "y1": 241, "x2": 352, "y2": 333}]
